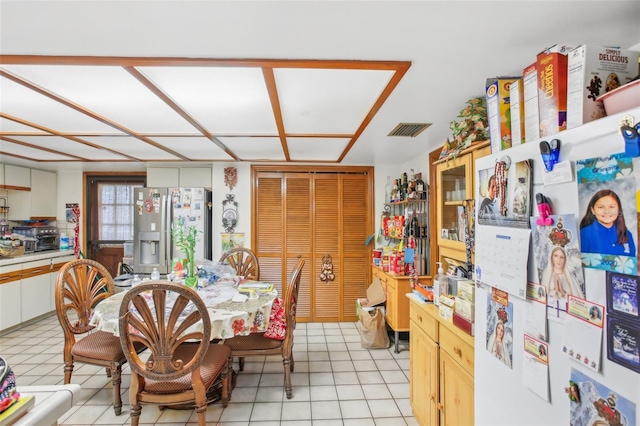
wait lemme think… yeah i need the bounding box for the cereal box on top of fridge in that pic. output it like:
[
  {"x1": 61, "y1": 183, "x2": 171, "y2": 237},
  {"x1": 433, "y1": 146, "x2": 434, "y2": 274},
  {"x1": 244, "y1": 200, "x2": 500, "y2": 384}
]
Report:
[
  {"x1": 523, "y1": 62, "x2": 540, "y2": 143},
  {"x1": 566, "y1": 45, "x2": 639, "y2": 129},
  {"x1": 536, "y1": 44, "x2": 576, "y2": 137},
  {"x1": 509, "y1": 78, "x2": 525, "y2": 146},
  {"x1": 486, "y1": 77, "x2": 518, "y2": 153}
]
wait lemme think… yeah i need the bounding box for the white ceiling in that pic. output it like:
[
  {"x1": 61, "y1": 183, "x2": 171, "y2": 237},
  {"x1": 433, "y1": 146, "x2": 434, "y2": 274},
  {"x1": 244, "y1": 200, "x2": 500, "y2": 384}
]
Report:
[{"x1": 1, "y1": 1, "x2": 639, "y2": 172}]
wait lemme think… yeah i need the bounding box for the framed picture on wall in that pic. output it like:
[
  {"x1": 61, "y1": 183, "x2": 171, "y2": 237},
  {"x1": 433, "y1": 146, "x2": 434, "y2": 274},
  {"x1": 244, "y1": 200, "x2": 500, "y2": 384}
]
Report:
[{"x1": 606, "y1": 271, "x2": 639, "y2": 320}]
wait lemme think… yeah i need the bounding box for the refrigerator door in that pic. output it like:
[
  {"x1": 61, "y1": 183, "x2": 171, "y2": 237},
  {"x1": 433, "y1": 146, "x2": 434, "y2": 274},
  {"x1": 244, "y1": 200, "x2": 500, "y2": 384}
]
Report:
[
  {"x1": 169, "y1": 188, "x2": 212, "y2": 262},
  {"x1": 133, "y1": 187, "x2": 171, "y2": 275}
]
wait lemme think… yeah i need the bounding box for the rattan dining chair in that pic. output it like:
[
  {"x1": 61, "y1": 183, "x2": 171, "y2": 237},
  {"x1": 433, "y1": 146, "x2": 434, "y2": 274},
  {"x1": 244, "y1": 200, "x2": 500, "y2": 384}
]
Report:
[
  {"x1": 55, "y1": 258, "x2": 134, "y2": 415},
  {"x1": 219, "y1": 247, "x2": 260, "y2": 280},
  {"x1": 224, "y1": 258, "x2": 305, "y2": 399},
  {"x1": 119, "y1": 281, "x2": 232, "y2": 426}
]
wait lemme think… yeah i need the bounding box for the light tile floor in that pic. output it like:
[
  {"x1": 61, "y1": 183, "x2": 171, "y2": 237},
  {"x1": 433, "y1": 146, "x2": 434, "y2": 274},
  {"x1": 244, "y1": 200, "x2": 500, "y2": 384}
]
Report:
[{"x1": 0, "y1": 315, "x2": 416, "y2": 425}]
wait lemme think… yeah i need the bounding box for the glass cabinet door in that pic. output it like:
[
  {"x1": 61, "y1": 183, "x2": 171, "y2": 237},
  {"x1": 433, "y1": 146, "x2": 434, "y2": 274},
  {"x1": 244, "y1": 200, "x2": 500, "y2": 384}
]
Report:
[{"x1": 436, "y1": 155, "x2": 473, "y2": 251}]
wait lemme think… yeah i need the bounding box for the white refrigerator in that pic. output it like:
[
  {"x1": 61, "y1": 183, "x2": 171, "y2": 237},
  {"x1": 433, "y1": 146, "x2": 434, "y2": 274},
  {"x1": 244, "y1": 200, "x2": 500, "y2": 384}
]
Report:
[
  {"x1": 133, "y1": 187, "x2": 212, "y2": 275},
  {"x1": 473, "y1": 108, "x2": 640, "y2": 425}
]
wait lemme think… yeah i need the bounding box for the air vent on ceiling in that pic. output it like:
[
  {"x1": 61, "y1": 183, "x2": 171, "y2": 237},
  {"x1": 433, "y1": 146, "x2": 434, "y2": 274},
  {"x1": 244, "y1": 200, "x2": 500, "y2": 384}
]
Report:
[{"x1": 387, "y1": 122, "x2": 432, "y2": 137}]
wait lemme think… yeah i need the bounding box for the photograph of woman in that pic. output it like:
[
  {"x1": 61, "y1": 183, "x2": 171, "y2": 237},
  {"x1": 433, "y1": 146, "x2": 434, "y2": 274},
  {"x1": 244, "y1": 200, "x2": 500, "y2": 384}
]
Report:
[
  {"x1": 486, "y1": 294, "x2": 513, "y2": 369},
  {"x1": 580, "y1": 189, "x2": 636, "y2": 257},
  {"x1": 531, "y1": 214, "x2": 585, "y2": 319},
  {"x1": 541, "y1": 246, "x2": 585, "y2": 300}
]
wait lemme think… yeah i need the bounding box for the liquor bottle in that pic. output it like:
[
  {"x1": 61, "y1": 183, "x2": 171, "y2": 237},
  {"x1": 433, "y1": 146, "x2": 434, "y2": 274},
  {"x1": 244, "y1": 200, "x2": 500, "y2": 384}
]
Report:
[
  {"x1": 392, "y1": 179, "x2": 399, "y2": 202},
  {"x1": 415, "y1": 173, "x2": 425, "y2": 199},
  {"x1": 411, "y1": 212, "x2": 420, "y2": 238},
  {"x1": 402, "y1": 173, "x2": 408, "y2": 201}
]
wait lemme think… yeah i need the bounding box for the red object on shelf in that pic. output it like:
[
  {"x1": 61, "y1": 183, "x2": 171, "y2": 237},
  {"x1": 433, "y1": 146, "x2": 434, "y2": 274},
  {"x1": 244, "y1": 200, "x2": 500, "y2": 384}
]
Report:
[{"x1": 452, "y1": 312, "x2": 475, "y2": 336}]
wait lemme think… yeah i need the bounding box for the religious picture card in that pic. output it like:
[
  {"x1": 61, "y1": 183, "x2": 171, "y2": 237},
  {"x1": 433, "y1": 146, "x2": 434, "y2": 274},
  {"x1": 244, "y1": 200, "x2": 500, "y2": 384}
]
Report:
[
  {"x1": 606, "y1": 271, "x2": 640, "y2": 319},
  {"x1": 561, "y1": 296, "x2": 604, "y2": 372},
  {"x1": 523, "y1": 334, "x2": 549, "y2": 402},
  {"x1": 477, "y1": 159, "x2": 532, "y2": 229},
  {"x1": 576, "y1": 153, "x2": 638, "y2": 274},
  {"x1": 531, "y1": 214, "x2": 585, "y2": 320},
  {"x1": 569, "y1": 368, "x2": 636, "y2": 426},
  {"x1": 607, "y1": 316, "x2": 640, "y2": 373},
  {"x1": 486, "y1": 288, "x2": 514, "y2": 369}
]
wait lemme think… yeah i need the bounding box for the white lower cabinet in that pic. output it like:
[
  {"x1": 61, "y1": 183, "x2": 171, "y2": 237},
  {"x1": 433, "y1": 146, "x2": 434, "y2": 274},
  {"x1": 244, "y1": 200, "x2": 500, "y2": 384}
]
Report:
[
  {"x1": 21, "y1": 261, "x2": 52, "y2": 322},
  {"x1": 0, "y1": 279, "x2": 22, "y2": 330}
]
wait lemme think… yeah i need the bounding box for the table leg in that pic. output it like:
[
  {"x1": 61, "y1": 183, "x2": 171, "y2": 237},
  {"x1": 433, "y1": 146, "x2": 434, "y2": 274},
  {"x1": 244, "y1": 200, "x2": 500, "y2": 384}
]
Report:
[{"x1": 394, "y1": 330, "x2": 400, "y2": 354}]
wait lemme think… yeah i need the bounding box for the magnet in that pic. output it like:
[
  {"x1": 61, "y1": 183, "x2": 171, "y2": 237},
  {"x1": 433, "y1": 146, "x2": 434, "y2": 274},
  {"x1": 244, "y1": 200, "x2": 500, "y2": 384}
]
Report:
[
  {"x1": 540, "y1": 139, "x2": 561, "y2": 172},
  {"x1": 535, "y1": 193, "x2": 553, "y2": 226}
]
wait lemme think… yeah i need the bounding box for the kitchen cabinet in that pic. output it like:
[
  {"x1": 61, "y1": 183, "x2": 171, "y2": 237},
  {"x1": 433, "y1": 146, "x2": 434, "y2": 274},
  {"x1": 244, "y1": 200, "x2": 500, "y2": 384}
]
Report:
[
  {"x1": 408, "y1": 295, "x2": 474, "y2": 426},
  {"x1": 435, "y1": 142, "x2": 490, "y2": 265},
  {"x1": 21, "y1": 260, "x2": 51, "y2": 322},
  {"x1": 146, "y1": 167, "x2": 212, "y2": 188},
  {"x1": 30, "y1": 169, "x2": 57, "y2": 218},
  {"x1": 372, "y1": 267, "x2": 431, "y2": 353},
  {"x1": 3, "y1": 164, "x2": 31, "y2": 190},
  {"x1": 0, "y1": 252, "x2": 75, "y2": 332},
  {"x1": 0, "y1": 264, "x2": 22, "y2": 330},
  {"x1": 8, "y1": 168, "x2": 57, "y2": 220}
]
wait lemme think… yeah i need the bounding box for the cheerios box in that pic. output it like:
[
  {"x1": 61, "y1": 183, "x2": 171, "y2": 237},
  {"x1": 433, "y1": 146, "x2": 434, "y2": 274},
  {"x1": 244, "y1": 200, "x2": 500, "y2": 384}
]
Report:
[
  {"x1": 566, "y1": 45, "x2": 639, "y2": 129},
  {"x1": 536, "y1": 44, "x2": 576, "y2": 137},
  {"x1": 486, "y1": 77, "x2": 519, "y2": 153}
]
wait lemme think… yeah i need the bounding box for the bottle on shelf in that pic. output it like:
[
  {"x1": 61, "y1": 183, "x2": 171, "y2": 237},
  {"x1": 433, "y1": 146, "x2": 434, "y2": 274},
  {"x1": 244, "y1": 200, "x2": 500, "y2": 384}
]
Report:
[
  {"x1": 410, "y1": 210, "x2": 420, "y2": 238},
  {"x1": 151, "y1": 267, "x2": 160, "y2": 281},
  {"x1": 433, "y1": 262, "x2": 444, "y2": 306},
  {"x1": 415, "y1": 173, "x2": 426, "y2": 199}
]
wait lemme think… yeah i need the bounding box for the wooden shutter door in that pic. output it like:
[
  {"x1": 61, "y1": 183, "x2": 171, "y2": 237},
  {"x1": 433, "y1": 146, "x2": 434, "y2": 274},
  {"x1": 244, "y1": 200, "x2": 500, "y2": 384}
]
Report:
[{"x1": 253, "y1": 166, "x2": 373, "y2": 322}]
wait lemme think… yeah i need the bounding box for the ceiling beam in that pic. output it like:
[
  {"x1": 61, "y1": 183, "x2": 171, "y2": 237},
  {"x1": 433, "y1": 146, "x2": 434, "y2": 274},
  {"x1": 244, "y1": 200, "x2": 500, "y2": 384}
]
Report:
[{"x1": 262, "y1": 67, "x2": 289, "y2": 161}]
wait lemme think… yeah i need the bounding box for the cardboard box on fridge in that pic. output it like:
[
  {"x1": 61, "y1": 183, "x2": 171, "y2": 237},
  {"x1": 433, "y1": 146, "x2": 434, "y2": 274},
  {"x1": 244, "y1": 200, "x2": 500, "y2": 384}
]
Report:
[
  {"x1": 566, "y1": 45, "x2": 640, "y2": 129},
  {"x1": 486, "y1": 77, "x2": 519, "y2": 153},
  {"x1": 523, "y1": 62, "x2": 540, "y2": 143},
  {"x1": 536, "y1": 44, "x2": 576, "y2": 137},
  {"x1": 509, "y1": 78, "x2": 525, "y2": 146}
]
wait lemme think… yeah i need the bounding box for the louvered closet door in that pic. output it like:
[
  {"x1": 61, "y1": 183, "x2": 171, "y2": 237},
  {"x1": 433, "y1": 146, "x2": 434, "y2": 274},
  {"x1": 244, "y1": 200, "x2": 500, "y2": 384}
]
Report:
[{"x1": 254, "y1": 168, "x2": 372, "y2": 322}]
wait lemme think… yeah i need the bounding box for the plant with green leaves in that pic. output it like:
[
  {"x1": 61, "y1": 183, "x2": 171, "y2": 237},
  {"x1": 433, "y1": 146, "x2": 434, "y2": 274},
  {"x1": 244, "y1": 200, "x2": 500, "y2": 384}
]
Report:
[
  {"x1": 171, "y1": 217, "x2": 200, "y2": 287},
  {"x1": 447, "y1": 97, "x2": 489, "y2": 160}
]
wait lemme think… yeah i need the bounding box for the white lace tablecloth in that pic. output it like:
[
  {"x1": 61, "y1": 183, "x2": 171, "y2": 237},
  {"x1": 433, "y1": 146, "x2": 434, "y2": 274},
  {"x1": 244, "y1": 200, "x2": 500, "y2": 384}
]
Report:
[{"x1": 89, "y1": 284, "x2": 277, "y2": 340}]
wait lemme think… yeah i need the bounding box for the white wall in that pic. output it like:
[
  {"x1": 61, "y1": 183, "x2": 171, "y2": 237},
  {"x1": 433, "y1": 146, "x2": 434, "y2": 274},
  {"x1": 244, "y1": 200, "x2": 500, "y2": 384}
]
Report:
[{"x1": 56, "y1": 170, "x2": 83, "y2": 252}]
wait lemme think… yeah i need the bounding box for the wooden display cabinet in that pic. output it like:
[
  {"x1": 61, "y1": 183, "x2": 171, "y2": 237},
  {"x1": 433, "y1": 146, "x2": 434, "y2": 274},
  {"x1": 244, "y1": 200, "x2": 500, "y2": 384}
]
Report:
[
  {"x1": 408, "y1": 295, "x2": 475, "y2": 426},
  {"x1": 435, "y1": 142, "x2": 491, "y2": 264}
]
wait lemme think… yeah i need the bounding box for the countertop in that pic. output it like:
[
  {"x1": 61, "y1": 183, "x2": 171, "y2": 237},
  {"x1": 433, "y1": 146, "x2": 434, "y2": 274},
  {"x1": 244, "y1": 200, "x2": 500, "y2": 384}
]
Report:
[{"x1": 0, "y1": 249, "x2": 75, "y2": 267}]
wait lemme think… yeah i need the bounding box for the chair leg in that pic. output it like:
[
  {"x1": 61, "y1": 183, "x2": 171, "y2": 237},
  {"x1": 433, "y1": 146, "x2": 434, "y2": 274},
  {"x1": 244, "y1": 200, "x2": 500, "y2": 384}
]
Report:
[
  {"x1": 110, "y1": 364, "x2": 123, "y2": 416},
  {"x1": 63, "y1": 361, "x2": 74, "y2": 384},
  {"x1": 105, "y1": 367, "x2": 112, "y2": 378},
  {"x1": 238, "y1": 356, "x2": 245, "y2": 371},
  {"x1": 283, "y1": 357, "x2": 293, "y2": 399},
  {"x1": 290, "y1": 352, "x2": 295, "y2": 372},
  {"x1": 130, "y1": 403, "x2": 141, "y2": 426},
  {"x1": 221, "y1": 358, "x2": 230, "y2": 407}
]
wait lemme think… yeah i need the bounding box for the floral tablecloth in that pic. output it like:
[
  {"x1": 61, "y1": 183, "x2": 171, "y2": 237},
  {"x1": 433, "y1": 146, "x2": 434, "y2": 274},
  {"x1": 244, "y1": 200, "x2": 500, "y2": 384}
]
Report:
[{"x1": 88, "y1": 284, "x2": 277, "y2": 340}]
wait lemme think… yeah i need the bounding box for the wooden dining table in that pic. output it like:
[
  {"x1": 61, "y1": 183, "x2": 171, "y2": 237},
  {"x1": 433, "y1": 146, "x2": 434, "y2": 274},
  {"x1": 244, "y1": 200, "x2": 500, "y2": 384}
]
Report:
[{"x1": 89, "y1": 283, "x2": 278, "y2": 340}]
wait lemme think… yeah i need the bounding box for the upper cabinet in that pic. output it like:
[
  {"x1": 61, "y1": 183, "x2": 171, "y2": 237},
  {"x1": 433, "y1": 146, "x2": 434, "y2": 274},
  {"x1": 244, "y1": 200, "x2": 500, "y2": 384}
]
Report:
[
  {"x1": 3, "y1": 165, "x2": 31, "y2": 190},
  {"x1": 435, "y1": 142, "x2": 491, "y2": 262},
  {"x1": 147, "y1": 167, "x2": 212, "y2": 188},
  {"x1": 8, "y1": 169, "x2": 57, "y2": 220}
]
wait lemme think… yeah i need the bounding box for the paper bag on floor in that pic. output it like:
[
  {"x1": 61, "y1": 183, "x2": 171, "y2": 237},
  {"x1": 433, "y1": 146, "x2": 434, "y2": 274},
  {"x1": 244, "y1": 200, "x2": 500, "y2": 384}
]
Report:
[{"x1": 357, "y1": 308, "x2": 390, "y2": 349}]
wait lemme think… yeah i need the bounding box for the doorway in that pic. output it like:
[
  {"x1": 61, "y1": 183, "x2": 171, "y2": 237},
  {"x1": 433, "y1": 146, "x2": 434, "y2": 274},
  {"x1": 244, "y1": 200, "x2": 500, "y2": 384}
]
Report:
[
  {"x1": 84, "y1": 173, "x2": 146, "y2": 277},
  {"x1": 252, "y1": 166, "x2": 374, "y2": 322}
]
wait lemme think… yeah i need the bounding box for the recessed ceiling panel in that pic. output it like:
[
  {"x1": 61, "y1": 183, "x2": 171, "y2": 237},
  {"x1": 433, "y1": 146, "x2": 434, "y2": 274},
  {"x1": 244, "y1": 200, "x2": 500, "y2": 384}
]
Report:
[
  {"x1": 0, "y1": 75, "x2": 118, "y2": 133},
  {"x1": 0, "y1": 139, "x2": 75, "y2": 161},
  {"x1": 0, "y1": 117, "x2": 49, "y2": 134},
  {"x1": 5, "y1": 135, "x2": 131, "y2": 160},
  {"x1": 80, "y1": 136, "x2": 181, "y2": 160},
  {"x1": 138, "y1": 67, "x2": 277, "y2": 134},
  {"x1": 217, "y1": 136, "x2": 285, "y2": 161},
  {"x1": 275, "y1": 68, "x2": 394, "y2": 134},
  {"x1": 151, "y1": 137, "x2": 234, "y2": 161},
  {"x1": 2, "y1": 65, "x2": 198, "y2": 133},
  {"x1": 288, "y1": 137, "x2": 350, "y2": 161}
]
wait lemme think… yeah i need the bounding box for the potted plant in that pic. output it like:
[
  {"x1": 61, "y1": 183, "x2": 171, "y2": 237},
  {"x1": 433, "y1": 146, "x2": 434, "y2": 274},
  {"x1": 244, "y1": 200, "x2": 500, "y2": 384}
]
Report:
[
  {"x1": 443, "y1": 96, "x2": 489, "y2": 160},
  {"x1": 171, "y1": 217, "x2": 199, "y2": 288}
]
